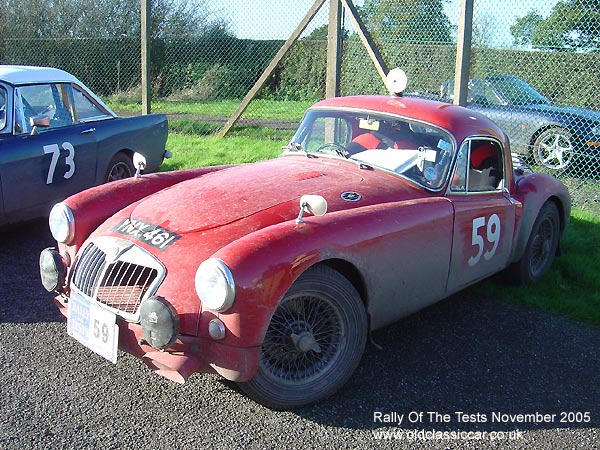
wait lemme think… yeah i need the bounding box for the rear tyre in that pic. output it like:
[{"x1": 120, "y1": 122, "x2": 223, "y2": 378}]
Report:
[
  {"x1": 507, "y1": 201, "x2": 560, "y2": 285},
  {"x1": 106, "y1": 153, "x2": 134, "y2": 182},
  {"x1": 532, "y1": 127, "x2": 573, "y2": 172},
  {"x1": 238, "y1": 265, "x2": 367, "y2": 409}
]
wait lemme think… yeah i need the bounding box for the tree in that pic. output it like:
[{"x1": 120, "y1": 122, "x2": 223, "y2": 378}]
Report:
[
  {"x1": 511, "y1": 0, "x2": 600, "y2": 51},
  {"x1": 473, "y1": 13, "x2": 497, "y2": 48},
  {"x1": 359, "y1": 0, "x2": 453, "y2": 44},
  {"x1": 510, "y1": 11, "x2": 543, "y2": 48},
  {"x1": 0, "y1": 0, "x2": 231, "y2": 40}
]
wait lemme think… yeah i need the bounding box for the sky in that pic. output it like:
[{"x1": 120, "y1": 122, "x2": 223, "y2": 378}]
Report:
[{"x1": 222, "y1": 0, "x2": 559, "y2": 47}]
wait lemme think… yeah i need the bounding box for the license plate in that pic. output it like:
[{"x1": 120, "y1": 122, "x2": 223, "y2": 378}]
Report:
[{"x1": 67, "y1": 292, "x2": 119, "y2": 364}]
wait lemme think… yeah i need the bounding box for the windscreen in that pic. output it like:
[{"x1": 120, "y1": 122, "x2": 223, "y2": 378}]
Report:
[{"x1": 288, "y1": 110, "x2": 455, "y2": 190}]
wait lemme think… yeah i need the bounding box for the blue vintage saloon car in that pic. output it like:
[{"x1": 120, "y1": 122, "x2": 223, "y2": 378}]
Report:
[{"x1": 0, "y1": 65, "x2": 169, "y2": 226}]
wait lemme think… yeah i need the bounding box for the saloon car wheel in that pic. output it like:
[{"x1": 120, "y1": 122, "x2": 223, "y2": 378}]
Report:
[
  {"x1": 239, "y1": 265, "x2": 367, "y2": 409},
  {"x1": 508, "y1": 201, "x2": 560, "y2": 285},
  {"x1": 532, "y1": 128, "x2": 574, "y2": 171},
  {"x1": 106, "y1": 153, "x2": 135, "y2": 182}
]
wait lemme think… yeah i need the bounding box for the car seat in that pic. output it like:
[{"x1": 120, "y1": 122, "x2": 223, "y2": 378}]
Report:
[{"x1": 469, "y1": 142, "x2": 501, "y2": 191}]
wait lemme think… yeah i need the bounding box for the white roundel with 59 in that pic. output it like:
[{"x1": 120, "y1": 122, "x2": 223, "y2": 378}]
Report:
[{"x1": 468, "y1": 213, "x2": 501, "y2": 266}]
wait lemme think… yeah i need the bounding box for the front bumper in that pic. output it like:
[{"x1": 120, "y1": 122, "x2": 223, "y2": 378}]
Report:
[{"x1": 54, "y1": 294, "x2": 259, "y2": 383}]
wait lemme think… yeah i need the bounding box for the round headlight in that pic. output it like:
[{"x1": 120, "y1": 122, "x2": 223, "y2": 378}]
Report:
[
  {"x1": 48, "y1": 203, "x2": 75, "y2": 244},
  {"x1": 195, "y1": 259, "x2": 236, "y2": 312}
]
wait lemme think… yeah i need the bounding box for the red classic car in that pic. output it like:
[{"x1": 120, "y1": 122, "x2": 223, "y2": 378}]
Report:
[{"x1": 40, "y1": 70, "x2": 570, "y2": 409}]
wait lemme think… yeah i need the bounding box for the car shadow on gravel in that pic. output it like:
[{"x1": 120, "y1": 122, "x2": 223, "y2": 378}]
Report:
[
  {"x1": 293, "y1": 293, "x2": 600, "y2": 432},
  {"x1": 0, "y1": 219, "x2": 62, "y2": 323}
]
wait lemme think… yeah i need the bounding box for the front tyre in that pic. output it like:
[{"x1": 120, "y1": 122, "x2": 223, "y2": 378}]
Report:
[
  {"x1": 106, "y1": 153, "x2": 135, "y2": 182},
  {"x1": 508, "y1": 201, "x2": 560, "y2": 285},
  {"x1": 238, "y1": 265, "x2": 367, "y2": 409}
]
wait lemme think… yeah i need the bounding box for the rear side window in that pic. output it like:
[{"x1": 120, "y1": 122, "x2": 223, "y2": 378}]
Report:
[
  {"x1": 451, "y1": 139, "x2": 504, "y2": 193},
  {"x1": 72, "y1": 85, "x2": 111, "y2": 121}
]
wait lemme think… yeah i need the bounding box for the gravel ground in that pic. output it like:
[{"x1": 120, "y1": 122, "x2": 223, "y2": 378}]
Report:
[{"x1": 1, "y1": 220, "x2": 598, "y2": 449}]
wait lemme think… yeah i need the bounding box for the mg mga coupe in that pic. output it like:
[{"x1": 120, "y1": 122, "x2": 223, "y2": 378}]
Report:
[
  {"x1": 0, "y1": 65, "x2": 169, "y2": 226},
  {"x1": 40, "y1": 70, "x2": 570, "y2": 409}
]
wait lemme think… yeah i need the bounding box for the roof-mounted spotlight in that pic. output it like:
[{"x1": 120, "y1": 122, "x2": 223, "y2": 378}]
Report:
[{"x1": 386, "y1": 68, "x2": 408, "y2": 97}]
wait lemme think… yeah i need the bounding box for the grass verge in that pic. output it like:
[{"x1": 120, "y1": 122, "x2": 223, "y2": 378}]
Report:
[
  {"x1": 162, "y1": 127, "x2": 290, "y2": 171},
  {"x1": 106, "y1": 98, "x2": 312, "y2": 122}
]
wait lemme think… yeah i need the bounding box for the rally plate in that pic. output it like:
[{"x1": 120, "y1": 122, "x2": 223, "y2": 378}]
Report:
[{"x1": 67, "y1": 292, "x2": 119, "y2": 364}]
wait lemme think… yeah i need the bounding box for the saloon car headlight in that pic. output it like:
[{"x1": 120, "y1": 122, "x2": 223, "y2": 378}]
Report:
[
  {"x1": 48, "y1": 203, "x2": 75, "y2": 244},
  {"x1": 195, "y1": 259, "x2": 236, "y2": 312}
]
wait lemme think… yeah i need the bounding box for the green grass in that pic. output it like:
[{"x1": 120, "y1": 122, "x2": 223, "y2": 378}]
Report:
[
  {"x1": 106, "y1": 98, "x2": 312, "y2": 122},
  {"x1": 163, "y1": 127, "x2": 600, "y2": 328},
  {"x1": 162, "y1": 126, "x2": 290, "y2": 171}
]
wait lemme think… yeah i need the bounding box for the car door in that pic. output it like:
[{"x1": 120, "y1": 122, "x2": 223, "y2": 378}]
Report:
[
  {"x1": 446, "y1": 138, "x2": 517, "y2": 294},
  {"x1": 0, "y1": 82, "x2": 98, "y2": 220}
]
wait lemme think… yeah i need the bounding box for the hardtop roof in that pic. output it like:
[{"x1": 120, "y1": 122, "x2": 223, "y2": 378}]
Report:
[{"x1": 0, "y1": 65, "x2": 80, "y2": 85}]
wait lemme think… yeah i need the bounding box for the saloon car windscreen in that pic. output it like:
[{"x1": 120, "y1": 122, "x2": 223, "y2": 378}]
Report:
[{"x1": 290, "y1": 110, "x2": 454, "y2": 189}]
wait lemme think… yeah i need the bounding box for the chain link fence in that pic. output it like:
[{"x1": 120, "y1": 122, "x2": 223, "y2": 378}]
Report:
[{"x1": 1, "y1": 0, "x2": 599, "y2": 211}]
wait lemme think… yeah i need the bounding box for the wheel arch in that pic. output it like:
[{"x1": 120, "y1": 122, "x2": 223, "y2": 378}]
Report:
[
  {"x1": 321, "y1": 258, "x2": 368, "y2": 308},
  {"x1": 98, "y1": 148, "x2": 134, "y2": 182},
  {"x1": 511, "y1": 176, "x2": 571, "y2": 264},
  {"x1": 316, "y1": 259, "x2": 372, "y2": 328}
]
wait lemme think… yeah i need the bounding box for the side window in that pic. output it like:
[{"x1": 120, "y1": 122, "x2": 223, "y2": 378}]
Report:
[
  {"x1": 72, "y1": 85, "x2": 110, "y2": 121},
  {"x1": 15, "y1": 83, "x2": 74, "y2": 134},
  {"x1": 468, "y1": 79, "x2": 502, "y2": 107},
  {"x1": 451, "y1": 142, "x2": 469, "y2": 192},
  {"x1": 451, "y1": 139, "x2": 504, "y2": 193},
  {"x1": 0, "y1": 87, "x2": 7, "y2": 132}
]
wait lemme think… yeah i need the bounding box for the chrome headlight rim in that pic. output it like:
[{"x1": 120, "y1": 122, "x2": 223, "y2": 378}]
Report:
[
  {"x1": 194, "y1": 258, "x2": 236, "y2": 312},
  {"x1": 48, "y1": 202, "x2": 75, "y2": 244}
]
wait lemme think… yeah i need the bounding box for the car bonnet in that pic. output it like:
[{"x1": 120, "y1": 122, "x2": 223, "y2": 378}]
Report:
[{"x1": 127, "y1": 158, "x2": 375, "y2": 234}]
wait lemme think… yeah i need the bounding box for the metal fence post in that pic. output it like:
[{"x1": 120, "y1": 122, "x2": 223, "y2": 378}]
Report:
[
  {"x1": 326, "y1": 0, "x2": 342, "y2": 99},
  {"x1": 141, "y1": 0, "x2": 151, "y2": 115},
  {"x1": 454, "y1": 0, "x2": 473, "y2": 106}
]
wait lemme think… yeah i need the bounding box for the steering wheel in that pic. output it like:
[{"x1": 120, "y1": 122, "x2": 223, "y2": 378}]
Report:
[{"x1": 315, "y1": 142, "x2": 350, "y2": 158}]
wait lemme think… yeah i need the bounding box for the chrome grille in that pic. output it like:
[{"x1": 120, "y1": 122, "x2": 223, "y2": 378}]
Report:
[
  {"x1": 71, "y1": 238, "x2": 165, "y2": 321},
  {"x1": 73, "y1": 243, "x2": 106, "y2": 297}
]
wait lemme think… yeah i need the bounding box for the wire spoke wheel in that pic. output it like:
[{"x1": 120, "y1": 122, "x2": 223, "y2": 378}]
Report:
[
  {"x1": 261, "y1": 294, "x2": 342, "y2": 384},
  {"x1": 238, "y1": 265, "x2": 367, "y2": 409},
  {"x1": 507, "y1": 201, "x2": 560, "y2": 285},
  {"x1": 529, "y1": 213, "x2": 557, "y2": 279}
]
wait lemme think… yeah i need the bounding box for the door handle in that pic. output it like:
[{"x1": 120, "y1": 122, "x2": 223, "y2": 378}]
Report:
[{"x1": 80, "y1": 128, "x2": 96, "y2": 134}]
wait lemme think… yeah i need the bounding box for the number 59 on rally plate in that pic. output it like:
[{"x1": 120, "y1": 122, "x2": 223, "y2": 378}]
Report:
[{"x1": 67, "y1": 293, "x2": 119, "y2": 364}]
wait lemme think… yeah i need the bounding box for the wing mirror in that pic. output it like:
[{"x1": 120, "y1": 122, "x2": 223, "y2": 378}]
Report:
[
  {"x1": 133, "y1": 152, "x2": 147, "y2": 178},
  {"x1": 296, "y1": 195, "x2": 328, "y2": 223}
]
